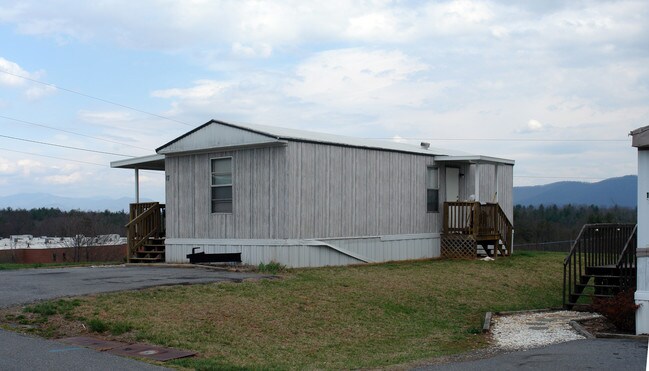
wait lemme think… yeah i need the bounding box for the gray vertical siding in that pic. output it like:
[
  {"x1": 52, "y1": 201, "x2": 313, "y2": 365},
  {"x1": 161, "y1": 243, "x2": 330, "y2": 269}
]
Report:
[
  {"x1": 285, "y1": 142, "x2": 440, "y2": 239},
  {"x1": 165, "y1": 146, "x2": 289, "y2": 239},
  {"x1": 165, "y1": 140, "x2": 512, "y2": 243},
  {"x1": 166, "y1": 142, "x2": 442, "y2": 240},
  {"x1": 474, "y1": 163, "x2": 514, "y2": 223},
  {"x1": 497, "y1": 164, "x2": 514, "y2": 222}
]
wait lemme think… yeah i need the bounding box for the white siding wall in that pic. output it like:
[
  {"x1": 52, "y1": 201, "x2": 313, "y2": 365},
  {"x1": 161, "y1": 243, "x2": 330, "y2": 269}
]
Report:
[
  {"x1": 474, "y1": 163, "x2": 514, "y2": 223},
  {"x1": 165, "y1": 234, "x2": 440, "y2": 268}
]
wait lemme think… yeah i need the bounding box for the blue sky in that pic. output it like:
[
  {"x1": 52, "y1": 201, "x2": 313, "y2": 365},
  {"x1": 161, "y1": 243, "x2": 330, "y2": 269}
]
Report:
[{"x1": 0, "y1": 0, "x2": 647, "y2": 203}]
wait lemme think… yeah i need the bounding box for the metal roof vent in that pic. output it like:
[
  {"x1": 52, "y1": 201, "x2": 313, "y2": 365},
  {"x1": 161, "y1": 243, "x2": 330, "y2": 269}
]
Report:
[{"x1": 420, "y1": 142, "x2": 430, "y2": 149}]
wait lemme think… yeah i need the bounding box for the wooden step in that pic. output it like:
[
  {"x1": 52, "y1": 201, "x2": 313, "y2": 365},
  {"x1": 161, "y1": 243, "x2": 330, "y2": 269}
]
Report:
[
  {"x1": 575, "y1": 283, "x2": 620, "y2": 289},
  {"x1": 129, "y1": 257, "x2": 164, "y2": 263}
]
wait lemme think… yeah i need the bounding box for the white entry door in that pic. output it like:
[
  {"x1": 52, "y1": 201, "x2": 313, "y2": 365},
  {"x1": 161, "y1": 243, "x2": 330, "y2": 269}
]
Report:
[{"x1": 446, "y1": 167, "x2": 460, "y2": 202}]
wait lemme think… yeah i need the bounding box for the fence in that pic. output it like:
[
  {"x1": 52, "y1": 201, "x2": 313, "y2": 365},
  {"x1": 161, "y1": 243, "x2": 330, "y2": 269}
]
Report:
[
  {"x1": 514, "y1": 240, "x2": 574, "y2": 253},
  {"x1": 0, "y1": 244, "x2": 126, "y2": 264}
]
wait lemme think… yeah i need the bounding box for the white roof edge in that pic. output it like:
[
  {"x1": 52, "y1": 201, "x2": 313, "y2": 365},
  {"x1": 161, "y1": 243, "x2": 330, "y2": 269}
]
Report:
[
  {"x1": 111, "y1": 154, "x2": 165, "y2": 170},
  {"x1": 220, "y1": 121, "x2": 471, "y2": 157},
  {"x1": 434, "y1": 155, "x2": 515, "y2": 165}
]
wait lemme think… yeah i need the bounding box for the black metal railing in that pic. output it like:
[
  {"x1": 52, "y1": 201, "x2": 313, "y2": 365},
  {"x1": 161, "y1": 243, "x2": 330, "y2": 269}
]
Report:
[{"x1": 563, "y1": 223, "x2": 636, "y2": 307}]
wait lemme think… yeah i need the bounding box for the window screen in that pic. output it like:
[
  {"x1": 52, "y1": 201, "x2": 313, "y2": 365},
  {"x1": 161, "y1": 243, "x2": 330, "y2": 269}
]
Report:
[
  {"x1": 211, "y1": 158, "x2": 233, "y2": 213},
  {"x1": 427, "y1": 167, "x2": 439, "y2": 213}
]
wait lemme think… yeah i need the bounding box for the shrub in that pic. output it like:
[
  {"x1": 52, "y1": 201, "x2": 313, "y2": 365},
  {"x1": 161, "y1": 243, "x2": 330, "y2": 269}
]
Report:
[
  {"x1": 257, "y1": 261, "x2": 286, "y2": 274},
  {"x1": 591, "y1": 289, "x2": 639, "y2": 333},
  {"x1": 88, "y1": 318, "x2": 109, "y2": 333}
]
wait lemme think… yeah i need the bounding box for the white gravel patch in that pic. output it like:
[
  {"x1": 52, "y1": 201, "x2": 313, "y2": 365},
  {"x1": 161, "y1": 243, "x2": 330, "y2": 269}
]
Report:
[{"x1": 491, "y1": 311, "x2": 601, "y2": 351}]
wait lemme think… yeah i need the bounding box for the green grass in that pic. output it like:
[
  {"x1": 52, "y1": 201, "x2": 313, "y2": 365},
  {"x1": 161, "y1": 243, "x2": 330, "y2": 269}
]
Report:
[
  {"x1": 1, "y1": 252, "x2": 565, "y2": 369},
  {"x1": 24, "y1": 299, "x2": 81, "y2": 317},
  {"x1": 0, "y1": 262, "x2": 120, "y2": 270},
  {"x1": 257, "y1": 261, "x2": 287, "y2": 274}
]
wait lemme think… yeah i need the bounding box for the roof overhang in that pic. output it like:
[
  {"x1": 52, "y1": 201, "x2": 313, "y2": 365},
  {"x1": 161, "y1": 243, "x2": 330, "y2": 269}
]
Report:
[
  {"x1": 630, "y1": 125, "x2": 649, "y2": 149},
  {"x1": 110, "y1": 154, "x2": 165, "y2": 171},
  {"x1": 434, "y1": 155, "x2": 515, "y2": 165}
]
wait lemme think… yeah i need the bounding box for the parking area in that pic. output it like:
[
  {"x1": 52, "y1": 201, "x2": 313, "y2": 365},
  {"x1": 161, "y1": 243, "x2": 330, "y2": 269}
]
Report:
[
  {"x1": 0, "y1": 264, "x2": 265, "y2": 370},
  {"x1": 0, "y1": 265, "x2": 263, "y2": 308}
]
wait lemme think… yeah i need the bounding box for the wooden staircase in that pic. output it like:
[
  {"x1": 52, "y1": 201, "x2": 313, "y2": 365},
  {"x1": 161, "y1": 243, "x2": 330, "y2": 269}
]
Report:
[
  {"x1": 563, "y1": 224, "x2": 636, "y2": 309},
  {"x1": 125, "y1": 202, "x2": 166, "y2": 263},
  {"x1": 441, "y1": 202, "x2": 513, "y2": 259}
]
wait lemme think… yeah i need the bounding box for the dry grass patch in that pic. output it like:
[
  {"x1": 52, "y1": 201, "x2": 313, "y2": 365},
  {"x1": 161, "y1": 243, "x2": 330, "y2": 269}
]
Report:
[{"x1": 0, "y1": 252, "x2": 564, "y2": 369}]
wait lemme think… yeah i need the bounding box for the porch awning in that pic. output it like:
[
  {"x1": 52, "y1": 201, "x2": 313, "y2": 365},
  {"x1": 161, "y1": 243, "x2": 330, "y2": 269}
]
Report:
[
  {"x1": 434, "y1": 155, "x2": 514, "y2": 165},
  {"x1": 110, "y1": 154, "x2": 165, "y2": 171}
]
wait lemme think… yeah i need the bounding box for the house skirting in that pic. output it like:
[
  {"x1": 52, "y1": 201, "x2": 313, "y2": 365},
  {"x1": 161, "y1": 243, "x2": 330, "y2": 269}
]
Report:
[{"x1": 165, "y1": 233, "x2": 440, "y2": 268}]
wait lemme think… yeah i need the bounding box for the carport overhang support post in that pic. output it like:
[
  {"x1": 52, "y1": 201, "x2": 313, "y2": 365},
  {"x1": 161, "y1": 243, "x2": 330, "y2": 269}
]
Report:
[{"x1": 135, "y1": 168, "x2": 140, "y2": 204}]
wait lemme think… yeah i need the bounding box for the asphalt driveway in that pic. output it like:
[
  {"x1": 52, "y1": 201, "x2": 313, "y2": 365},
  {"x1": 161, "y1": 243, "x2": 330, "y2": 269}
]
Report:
[
  {"x1": 418, "y1": 338, "x2": 647, "y2": 371},
  {"x1": 0, "y1": 265, "x2": 263, "y2": 308},
  {"x1": 0, "y1": 265, "x2": 265, "y2": 370}
]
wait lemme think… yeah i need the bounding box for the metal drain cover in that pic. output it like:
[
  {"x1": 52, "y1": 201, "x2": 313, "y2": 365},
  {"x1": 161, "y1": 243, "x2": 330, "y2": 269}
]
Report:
[
  {"x1": 58, "y1": 336, "x2": 196, "y2": 361},
  {"x1": 109, "y1": 343, "x2": 197, "y2": 361}
]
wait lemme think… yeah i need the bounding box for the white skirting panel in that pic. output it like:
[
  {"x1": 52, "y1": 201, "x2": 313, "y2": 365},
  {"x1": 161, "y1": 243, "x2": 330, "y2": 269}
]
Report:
[{"x1": 165, "y1": 233, "x2": 440, "y2": 268}]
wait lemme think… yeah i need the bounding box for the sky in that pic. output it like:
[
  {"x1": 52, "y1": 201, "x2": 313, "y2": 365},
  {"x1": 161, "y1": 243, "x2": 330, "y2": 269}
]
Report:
[{"x1": 0, "y1": 0, "x2": 647, "y2": 204}]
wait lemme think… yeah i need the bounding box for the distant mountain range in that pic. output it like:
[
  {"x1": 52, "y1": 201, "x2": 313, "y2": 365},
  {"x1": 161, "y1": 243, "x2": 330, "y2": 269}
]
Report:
[
  {"x1": 514, "y1": 175, "x2": 637, "y2": 208},
  {"x1": 0, "y1": 193, "x2": 151, "y2": 212}
]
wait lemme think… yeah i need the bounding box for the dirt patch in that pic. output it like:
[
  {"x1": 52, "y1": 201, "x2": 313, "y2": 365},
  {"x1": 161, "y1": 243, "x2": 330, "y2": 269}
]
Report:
[{"x1": 578, "y1": 316, "x2": 628, "y2": 336}]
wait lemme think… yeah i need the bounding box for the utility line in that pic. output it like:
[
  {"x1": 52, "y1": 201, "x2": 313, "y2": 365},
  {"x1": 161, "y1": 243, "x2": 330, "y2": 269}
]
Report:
[
  {"x1": 0, "y1": 134, "x2": 134, "y2": 157},
  {"x1": 0, "y1": 147, "x2": 107, "y2": 167},
  {"x1": 0, "y1": 147, "x2": 161, "y2": 175},
  {"x1": 515, "y1": 176, "x2": 605, "y2": 180},
  {"x1": 0, "y1": 68, "x2": 193, "y2": 127},
  {"x1": 0, "y1": 114, "x2": 152, "y2": 151},
  {"x1": 365, "y1": 137, "x2": 628, "y2": 142}
]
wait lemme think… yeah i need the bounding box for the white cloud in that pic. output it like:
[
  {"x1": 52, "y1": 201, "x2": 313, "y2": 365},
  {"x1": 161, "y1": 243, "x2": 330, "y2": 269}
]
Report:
[
  {"x1": 0, "y1": 158, "x2": 16, "y2": 174},
  {"x1": 77, "y1": 110, "x2": 135, "y2": 124},
  {"x1": 0, "y1": 57, "x2": 35, "y2": 86},
  {"x1": 151, "y1": 80, "x2": 233, "y2": 101},
  {"x1": 231, "y1": 42, "x2": 272, "y2": 58},
  {"x1": 16, "y1": 159, "x2": 46, "y2": 176},
  {"x1": 43, "y1": 172, "x2": 84, "y2": 185},
  {"x1": 24, "y1": 84, "x2": 56, "y2": 100},
  {"x1": 528, "y1": 119, "x2": 543, "y2": 131},
  {"x1": 286, "y1": 48, "x2": 435, "y2": 108},
  {"x1": 0, "y1": 56, "x2": 54, "y2": 101}
]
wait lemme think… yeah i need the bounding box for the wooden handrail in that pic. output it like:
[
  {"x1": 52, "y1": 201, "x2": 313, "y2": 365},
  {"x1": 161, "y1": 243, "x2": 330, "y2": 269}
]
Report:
[
  {"x1": 444, "y1": 201, "x2": 513, "y2": 255},
  {"x1": 125, "y1": 202, "x2": 165, "y2": 263}
]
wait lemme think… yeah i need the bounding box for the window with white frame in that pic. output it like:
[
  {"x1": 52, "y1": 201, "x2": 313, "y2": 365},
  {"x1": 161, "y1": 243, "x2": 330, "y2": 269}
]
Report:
[
  {"x1": 427, "y1": 167, "x2": 439, "y2": 213},
  {"x1": 211, "y1": 158, "x2": 233, "y2": 213}
]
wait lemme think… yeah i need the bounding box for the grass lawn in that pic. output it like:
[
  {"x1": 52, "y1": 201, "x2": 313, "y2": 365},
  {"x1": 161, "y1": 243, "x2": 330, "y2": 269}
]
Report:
[{"x1": 1, "y1": 252, "x2": 565, "y2": 369}]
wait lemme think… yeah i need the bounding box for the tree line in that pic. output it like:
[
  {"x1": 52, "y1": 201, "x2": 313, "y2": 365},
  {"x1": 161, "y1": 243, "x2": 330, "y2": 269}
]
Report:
[
  {"x1": 0, "y1": 208, "x2": 128, "y2": 238},
  {"x1": 514, "y1": 204, "x2": 637, "y2": 246},
  {"x1": 0, "y1": 204, "x2": 638, "y2": 245}
]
